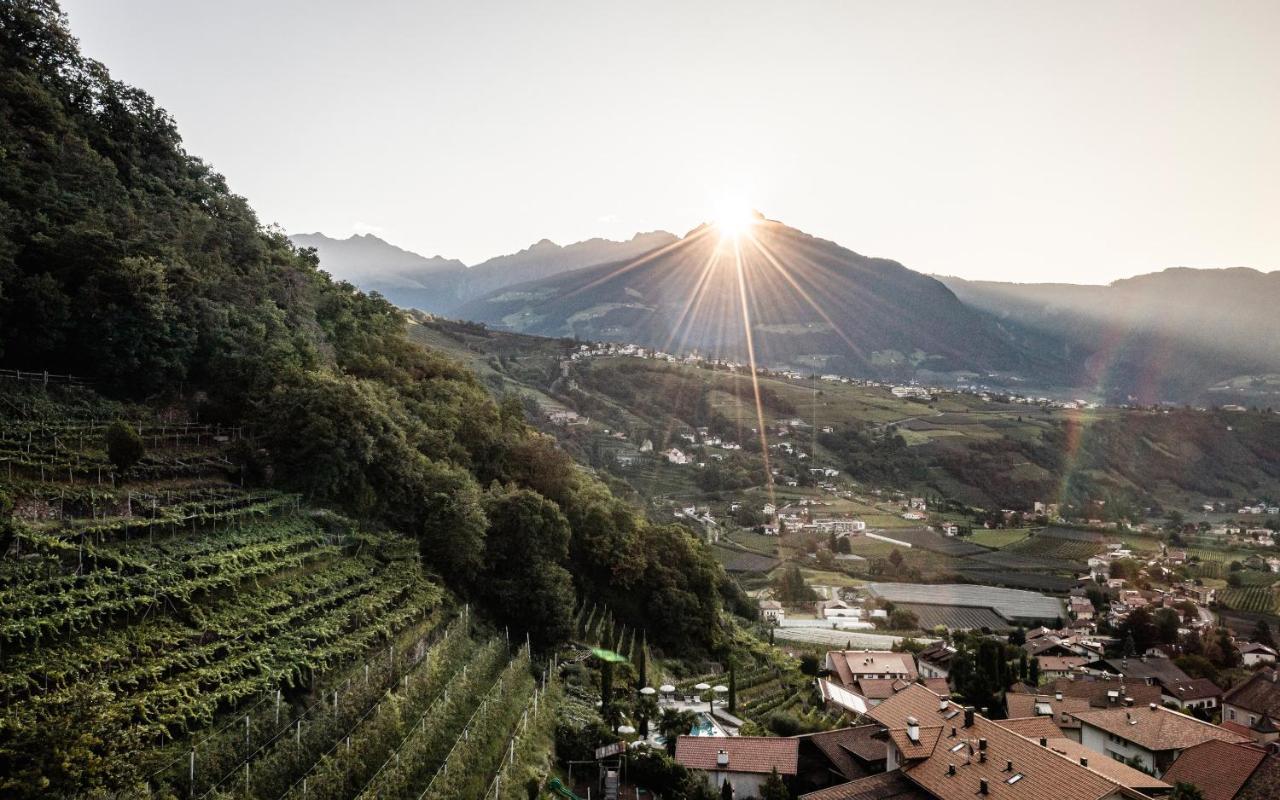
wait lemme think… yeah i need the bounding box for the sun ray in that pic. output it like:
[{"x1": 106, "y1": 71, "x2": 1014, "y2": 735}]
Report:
[{"x1": 731, "y1": 235, "x2": 775, "y2": 512}]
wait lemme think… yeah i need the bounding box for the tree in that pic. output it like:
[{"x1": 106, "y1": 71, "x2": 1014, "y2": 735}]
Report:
[
  {"x1": 799, "y1": 653, "x2": 821, "y2": 676},
  {"x1": 104, "y1": 421, "x2": 144, "y2": 474},
  {"x1": 1253, "y1": 620, "x2": 1276, "y2": 648},
  {"x1": 657, "y1": 708, "x2": 697, "y2": 755},
  {"x1": 1028, "y1": 656, "x2": 1041, "y2": 686},
  {"x1": 889, "y1": 548, "x2": 905, "y2": 569},
  {"x1": 1154, "y1": 608, "x2": 1182, "y2": 645},
  {"x1": 759, "y1": 767, "x2": 790, "y2": 800},
  {"x1": 728, "y1": 660, "x2": 737, "y2": 713},
  {"x1": 721, "y1": 778, "x2": 735, "y2": 799},
  {"x1": 1169, "y1": 782, "x2": 1205, "y2": 800},
  {"x1": 888, "y1": 608, "x2": 920, "y2": 631}
]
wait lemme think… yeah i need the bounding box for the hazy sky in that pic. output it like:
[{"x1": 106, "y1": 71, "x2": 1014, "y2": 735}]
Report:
[{"x1": 61, "y1": 0, "x2": 1279, "y2": 283}]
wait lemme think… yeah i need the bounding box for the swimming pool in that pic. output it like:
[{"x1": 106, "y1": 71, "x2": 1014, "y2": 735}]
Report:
[{"x1": 689, "y1": 712, "x2": 727, "y2": 737}]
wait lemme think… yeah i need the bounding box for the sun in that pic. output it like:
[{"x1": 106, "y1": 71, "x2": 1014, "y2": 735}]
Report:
[{"x1": 712, "y1": 199, "x2": 759, "y2": 242}]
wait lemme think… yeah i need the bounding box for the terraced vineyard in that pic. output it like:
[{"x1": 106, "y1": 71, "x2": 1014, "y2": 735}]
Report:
[
  {"x1": 0, "y1": 408, "x2": 474, "y2": 797},
  {"x1": 1002, "y1": 532, "x2": 1106, "y2": 563}
]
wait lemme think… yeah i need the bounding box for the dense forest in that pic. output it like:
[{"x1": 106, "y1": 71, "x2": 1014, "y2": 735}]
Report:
[{"x1": 0, "y1": 3, "x2": 742, "y2": 792}]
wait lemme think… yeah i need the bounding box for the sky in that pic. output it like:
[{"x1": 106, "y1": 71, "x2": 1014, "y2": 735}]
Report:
[{"x1": 61, "y1": 0, "x2": 1280, "y2": 283}]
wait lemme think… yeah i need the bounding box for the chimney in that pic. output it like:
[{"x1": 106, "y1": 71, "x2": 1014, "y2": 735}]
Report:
[
  {"x1": 950, "y1": 726, "x2": 957, "y2": 738},
  {"x1": 979, "y1": 779, "x2": 989, "y2": 795},
  {"x1": 940, "y1": 698, "x2": 950, "y2": 712},
  {"x1": 716, "y1": 749, "x2": 729, "y2": 767},
  {"x1": 948, "y1": 764, "x2": 957, "y2": 777},
  {"x1": 1080, "y1": 757, "x2": 1089, "y2": 767},
  {"x1": 1149, "y1": 702, "x2": 1158, "y2": 711},
  {"x1": 1004, "y1": 760, "x2": 1013, "y2": 772},
  {"x1": 1039, "y1": 737, "x2": 1048, "y2": 747},
  {"x1": 1055, "y1": 692, "x2": 1063, "y2": 701},
  {"x1": 979, "y1": 751, "x2": 987, "y2": 764},
  {"x1": 907, "y1": 716, "x2": 920, "y2": 743},
  {"x1": 978, "y1": 738, "x2": 988, "y2": 751}
]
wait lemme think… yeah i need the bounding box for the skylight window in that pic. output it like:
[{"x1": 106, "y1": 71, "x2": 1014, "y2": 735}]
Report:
[
  {"x1": 1006, "y1": 773, "x2": 1025, "y2": 784},
  {"x1": 950, "y1": 742, "x2": 968, "y2": 752}
]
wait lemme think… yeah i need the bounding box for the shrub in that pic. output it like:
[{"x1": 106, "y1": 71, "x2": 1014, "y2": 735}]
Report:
[{"x1": 104, "y1": 421, "x2": 145, "y2": 473}]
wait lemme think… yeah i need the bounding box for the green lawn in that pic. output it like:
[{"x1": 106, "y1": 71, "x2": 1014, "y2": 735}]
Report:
[{"x1": 968, "y1": 528, "x2": 1032, "y2": 549}]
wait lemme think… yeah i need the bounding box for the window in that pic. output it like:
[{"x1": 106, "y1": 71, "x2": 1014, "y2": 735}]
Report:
[
  {"x1": 1229, "y1": 709, "x2": 1236, "y2": 720},
  {"x1": 1006, "y1": 773, "x2": 1024, "y2": 784}
]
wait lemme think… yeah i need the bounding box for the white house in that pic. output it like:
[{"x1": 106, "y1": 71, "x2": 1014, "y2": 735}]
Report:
[{"x1": 1073, "y1": 704, "x2": 1250, "y2": 777}]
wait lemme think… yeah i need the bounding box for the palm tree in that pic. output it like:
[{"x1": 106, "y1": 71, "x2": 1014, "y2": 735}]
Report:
[{"x1": 657, "y1": 708, "x2": 697, "y2": 755}]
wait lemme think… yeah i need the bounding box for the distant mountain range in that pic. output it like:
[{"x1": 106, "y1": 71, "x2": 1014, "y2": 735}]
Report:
[
  {"x1": 940, "y1": 269, "x2": 1280, "y2": 403},
  {"x1": 291, "y1": 230, "x2": 676, "y2": 313},
  {"x1": 293, "y1": 222, "x2": 1280, "y2": 404}
]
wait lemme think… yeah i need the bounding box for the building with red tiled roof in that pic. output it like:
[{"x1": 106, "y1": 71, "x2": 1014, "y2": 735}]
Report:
[
  {"x1": 1072, "y1": 703, "x2": 1250, "y2": 776},
  {"x1": 1006, "y1": 676, "x2": 1163, "y2": 734},
  {"x1": 675, "y1": 735, "x2": 800, "y2": 798},
  {"x1": 1161, "y1": 739, "x2": 1279, "y2": 800},
  {"x1": 996, "y1": 717, "x2": 1064, "y2": 742},
  {"x1": 1163, "y1": 676, "x2": 1223, "y2": 712},
  {"x1": 794, "y1": 725, "x2": 888, "y2": 792},
  {"x1": 1223, "y1": 667, "x2": 1280, "y2": 734},
  {"x1": 863, "y1": 684, "x2": 1143, "y2": 800},
  {"x1": 825, "y1": 651, "x2": 919, "y2": 705}
]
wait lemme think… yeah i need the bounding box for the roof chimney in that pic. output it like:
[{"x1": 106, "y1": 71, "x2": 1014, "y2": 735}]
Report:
[
  {"x1": 907, "y1": 716, "x2": 920, "y2": 743},
  {"x1": 979, "y1": 779, "x2": 989, "y2": 795},
  {"x1": 979, "y1": 751, "x2": 987, "y2": 764},
  {"x1": 1149, "y1": 702, "x2": 1158, "y2": 711},
  {"x1": 1055, "y1": 692, "x2": 1063, "y2": 701},
  {"x1": 978, "y1": 738, "x2": 988, "y2": 751},
  {"x1": 1004, "y1": 760, "x2": 1013, "y2": 772},
  {"x1": 964, "y1": 707, "x2": 975, "y2": 728},
  {"x1": 948, "y1": 763, "x2": 957, "y2": 776},
  {"x1": 940, "y1": 698, "x2": 950, "y2": 712},
  {"x1": 716, "y1": 749, "x2": 729, "y2": 767},
  {"x1": 1080, "y1": 757, "x2": 1089, "y2": 767},
  {"x1": 1039, "y1": 737, "x2": 1047, "y2": 747}
]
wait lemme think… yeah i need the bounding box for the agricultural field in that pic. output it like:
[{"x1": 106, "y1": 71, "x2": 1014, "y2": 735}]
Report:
[
  {"x1": 1218, "y1": 586, "x2": 1280, "y2": 615},
  {"x1": 967, "y1": 528, "x2": 1031, "y2": 549},
  {"x1": 1003, "y1": 533, "x2": 1106, "y2": 563},
  {"x1": 894, "y1": 602, "x2": 1009, "y2": 631}
]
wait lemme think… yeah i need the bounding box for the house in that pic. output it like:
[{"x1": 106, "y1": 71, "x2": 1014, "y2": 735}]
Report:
[
  {"x1": 1068, "y1": 597, "x2": 1095, "y2": 621},
  {"x1": 1037, "y1": 656, "x2": 1090, "y2": 680},
  {"x1": 995, "y1": 722, "x2": 1170, "y2": 797},
  {"x1": 1081, "y1": 655, "x2": 1203, "y2": 704},
  {"x1": 1161, "y1": 739, "x2": 1280, "y2": 800},
  {"x1": 675, "y1": 735, "x2": 799, "y2": 798},
  {"x1": 1162, "y1": 677, "x2": 1223, "y2": 712},
  {"x1": 793, "y1": 725, "x2": 888, "y2": 793},
  {"x1": 1071, "y1": 703, "x2": 1250, "y2": 776},
  {"x1": 916, "y1": 642, "x2": 958, "y2": 681},
  {"x1": 1238, "y1": 642, "x2": 1278, "y2": 666},
  {"x1": 1222, "y1": 667, "x2": 1280, "y2": 733},
  {"x1": 864, "y1": 683, "x2": 1137, "y2": 800},
  {"x1": 825, "y1": 651, "x2": 917, "y2": 687},
  {"x1": 1005, "y1": 677, "x2": 1165, "y2": 739},
  {"x1": 760, "y1": 599, "x2": 785, "y2": 624},
  {"x1": 663, "y1": 447, "x2": 690, "y2": 465}
]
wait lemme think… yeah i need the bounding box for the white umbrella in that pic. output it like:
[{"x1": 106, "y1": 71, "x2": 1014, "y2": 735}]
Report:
[
  {"x1": 712, "y1": 685, "x2": 728, "y2": 693},
  {"x1": 659, "y1": 684, "x2": 676, "y2": 693},
  {"x1": 618, "y1": 725, "x2": 636, "y2": 735},
  {"x1": 640, "y1": 686, "x2": 656, "y2": 696},
  {"x1": 694, "y1": 682, "x2": 711, "y2": 691}
]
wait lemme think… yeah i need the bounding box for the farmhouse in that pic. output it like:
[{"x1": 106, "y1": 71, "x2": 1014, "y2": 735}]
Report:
[
  {"x1": 1222, "y1": 667, "x2": 1280, "y2": 734},
  {"x1": 1071, "y1": 704, "x2": 1249, "y2": 776},
  {"x1": 1237, "y1": 641, "x2": 1278, "y2": 666},
  {"x1": 675, "y1": 736, "x2": 799, "y2": 798},
  {"x1": 760, "y1": 599, "x2": 785, "y2": 624}
]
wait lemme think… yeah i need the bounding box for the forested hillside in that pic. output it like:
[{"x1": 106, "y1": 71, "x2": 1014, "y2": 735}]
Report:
[{"x1": 0, "y1": 4, "x2": 739, "y2": 794}]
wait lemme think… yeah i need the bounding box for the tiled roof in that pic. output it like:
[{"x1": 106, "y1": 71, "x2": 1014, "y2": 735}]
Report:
[
  {"x1": 887, "y1": 725, "x2": 942, "y2": 761},
  {"x1": 866, "y1": 683, "x2": 959, "y2": 731},
  {"x1": 1034, "y1": 737, "x2": 1169, "y2": 793},
  {"x1": 996, "y1": 716, "x2": 1063, "y2": 741},
  {"x1": 1219, "y1": 719, "x2": 1256, "y2": 738},
  {"x1": 859, "y1": 678, "x2": 906, "y2": 700},
  {"x1": 1071, "y1": 705, "x2": 1251, "y2": 752},
  {"x1": 1037, "y1": 656, "x2": 1089, "y2": 673},
  {"x1": 920, "y1": 677, "x2": 950, "y2": 695},
  {"x1": 797, "y1": 725, "x2": 885, "y2": 779},
  {"x1": 797, "y1": 771, "x2": 931, "y2": 800},
  {"x1": 1041, "y1": 675, "x2": 1163, "y2": 707},
  {"x1": 1161, "y1": 739, "x2": 1268, "y2": 800},
  {"x1": 828, "y1": 651, "x2": 918, "y2": 687},
  {"x1": 901, "y1": 715, "x2": 1125, "y2": 800},
  {"x1": 674, "y1": 735, "x2": 800, "y2": 775},
  {"x1": 1164, "y1": 677, "x2": 1223, "y2": 701},
  {"x1": 1223, "y1": 667, "x2": 1280, "y2": 718},
  {"x1": 1086, "y1": 656, "x2": 1191, "y2": 686},
  {"x1": 1004, "y1": 694, "x2": 1090, "y2": 730}
]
